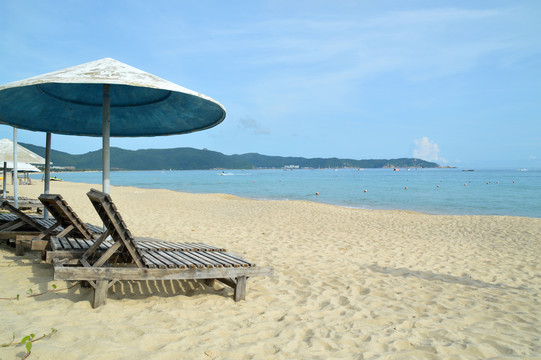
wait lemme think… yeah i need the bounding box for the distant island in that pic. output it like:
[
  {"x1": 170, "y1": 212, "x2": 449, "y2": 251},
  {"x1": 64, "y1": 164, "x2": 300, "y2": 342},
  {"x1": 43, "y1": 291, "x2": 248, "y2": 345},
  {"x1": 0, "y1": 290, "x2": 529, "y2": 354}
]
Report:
[{"x1": 20, "y1": 142, "x2": 441, "y2": 171}]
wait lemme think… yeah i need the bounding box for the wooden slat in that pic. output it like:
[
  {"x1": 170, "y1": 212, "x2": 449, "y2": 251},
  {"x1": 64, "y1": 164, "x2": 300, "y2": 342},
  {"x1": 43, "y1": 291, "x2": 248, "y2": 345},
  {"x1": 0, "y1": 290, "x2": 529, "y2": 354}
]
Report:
[
  {"x1": 197, "y1": 252, "x2": 234, "y2": 268},
  {"x1": 151, "y1": 251, "x2": 178, "y2": 268},
  {"x1": 166, "y1": 251, "x2": 205, "y2": 268},
  {"x1": 134, "y1": 241, "x2": 155, "y2": 251},
  {"x1": 193, "y1": 243, "x2": 227, "y2": 252},
  {"x1": 175, "y1": 250, "x2": 215, "y2": 268},
  {"x1": 219, "y1": 252, "x2": 255, "y2": 267},
  {"x1": 153, "y1": 250, "x2": 187, "y2": 269},
  {"x1": 187, "y1": 251, "x2": 223, "y2": 268},
  {"x1": 159, "y1": 251, "x2": 195, "y2": 269},
  {"x1": 141, "y1": 252, "x2": 166, "y2": 269},
  {"x1": 73, "y1": 238, "x2": 88, "y2": 249},
  {"x1": 212, "y1": 252, "x2": 246, "y2": 267},
  {"x1": 50, "y1": 237, "x2": 62, "y2": 250},
  {"x1": 58, "y1": 237, "x2": 71, "y2": 249},
  {"x1": 67, "y1": 238, "x2": 81, "y2": 249}
]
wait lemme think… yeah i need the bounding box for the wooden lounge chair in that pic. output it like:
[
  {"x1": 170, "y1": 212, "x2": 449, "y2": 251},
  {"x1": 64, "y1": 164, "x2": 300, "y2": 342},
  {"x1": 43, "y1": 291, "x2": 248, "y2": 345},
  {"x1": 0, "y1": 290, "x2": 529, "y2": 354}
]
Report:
[
  {"x1": 0, "y1": 200, "x2": 61, "y2": 254},
  {"x1": 39, "y1": 194, "x2": 222, "y2": 262},
  {"x1": 0, "y1": 200, "x2": 54, "y2": 234},
  {"x1": 0, "y1": 195, "x2": 104, "y2": 255},
  {"x1": 3, "y1": 196, "x2": 44, "y2": 213},
  {"x1": 52, "y1": 189, "x2": 274, "y2": 308}
]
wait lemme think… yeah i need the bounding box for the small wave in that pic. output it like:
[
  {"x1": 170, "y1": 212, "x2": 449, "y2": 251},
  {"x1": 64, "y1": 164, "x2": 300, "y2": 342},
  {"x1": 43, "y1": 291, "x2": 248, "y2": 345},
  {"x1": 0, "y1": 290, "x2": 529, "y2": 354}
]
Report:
[{"x1": 219, "y1": 172, "x2": 251, "y2": 176}]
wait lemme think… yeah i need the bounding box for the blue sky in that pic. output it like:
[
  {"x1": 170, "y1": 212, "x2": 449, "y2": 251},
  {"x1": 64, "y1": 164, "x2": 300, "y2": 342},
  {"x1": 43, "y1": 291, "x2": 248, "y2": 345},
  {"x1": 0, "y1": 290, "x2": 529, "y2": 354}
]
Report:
[{"x1": 1, "y1": 1, "x2": 539, "y2": 169}]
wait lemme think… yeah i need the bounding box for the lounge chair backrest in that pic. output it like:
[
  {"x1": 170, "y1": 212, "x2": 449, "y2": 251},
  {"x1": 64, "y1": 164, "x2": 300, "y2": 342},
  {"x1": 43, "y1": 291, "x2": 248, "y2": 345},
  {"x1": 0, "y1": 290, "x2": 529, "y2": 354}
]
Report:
[
  {"x1": 38, "y1": 194, "x2": 94, "y2": 240},
  {"x1": 86, "y1": 189, "x2": 143, "y2": 267}
]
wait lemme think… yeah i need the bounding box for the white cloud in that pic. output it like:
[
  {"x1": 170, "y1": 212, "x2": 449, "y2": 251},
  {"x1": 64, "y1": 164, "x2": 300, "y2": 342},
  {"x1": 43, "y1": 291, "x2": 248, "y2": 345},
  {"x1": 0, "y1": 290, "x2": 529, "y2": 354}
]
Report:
[
  {"x1": 238, "y1": 116, "x2": 270, "y2": 135},
  {"x1": 413, "y1": 137, "x2": 441, "y2": 162}
]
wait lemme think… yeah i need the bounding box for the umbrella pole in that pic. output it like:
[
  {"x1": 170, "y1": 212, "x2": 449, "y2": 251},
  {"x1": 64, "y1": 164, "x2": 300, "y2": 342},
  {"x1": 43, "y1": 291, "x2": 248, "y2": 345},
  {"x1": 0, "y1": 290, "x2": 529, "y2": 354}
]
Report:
[
  {"x1": 102, "y1": 84, "x2": 110, "y2": 194},
  {"x1": 2, "y1": 162, "x2": 6, "y2": 199},
  {"x1": 13, "y1": 128, "x2": 18, "y2": 208},
  {"x1": 43, "y1": 132, "x2": 52, "y2": 220}
]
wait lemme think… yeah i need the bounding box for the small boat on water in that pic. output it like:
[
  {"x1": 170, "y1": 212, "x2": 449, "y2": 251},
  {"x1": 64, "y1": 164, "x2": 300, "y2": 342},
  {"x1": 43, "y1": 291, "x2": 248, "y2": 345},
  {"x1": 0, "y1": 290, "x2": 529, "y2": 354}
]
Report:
[{"x1": 50, "y1": 176, "x2": 63, "y2": 181}]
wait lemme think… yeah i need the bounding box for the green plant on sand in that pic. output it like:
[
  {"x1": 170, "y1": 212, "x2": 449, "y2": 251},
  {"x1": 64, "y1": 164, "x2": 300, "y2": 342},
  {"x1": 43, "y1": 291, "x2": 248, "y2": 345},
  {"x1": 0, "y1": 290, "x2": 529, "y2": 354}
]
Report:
[{"x1": 2, "y1": 328, "x2": 57, "y2": 359}]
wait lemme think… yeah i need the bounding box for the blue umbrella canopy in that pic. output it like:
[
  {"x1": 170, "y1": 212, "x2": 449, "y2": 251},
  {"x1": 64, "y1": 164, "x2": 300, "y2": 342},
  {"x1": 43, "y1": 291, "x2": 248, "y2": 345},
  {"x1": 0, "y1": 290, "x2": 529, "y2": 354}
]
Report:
[
  {"x1": 0, "y1": 58, "x2": 226, "y2": 136},
  {"x1": 0, "y1": 58, "x2": 226, "y2": 196}
]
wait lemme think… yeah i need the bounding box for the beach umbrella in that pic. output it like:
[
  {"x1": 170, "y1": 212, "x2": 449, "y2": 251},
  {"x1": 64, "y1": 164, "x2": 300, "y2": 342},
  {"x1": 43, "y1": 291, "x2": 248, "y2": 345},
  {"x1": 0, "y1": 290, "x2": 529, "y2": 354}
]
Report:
[
  {"x1": 0, "y1": 138, "x2": 46, "y2": 206},
  {"x1": 0, "y1": 58, "x2": 226, "y2": 195},
  {"x1": 6, "y1": 162, "x2": 41, "y2": 172}
]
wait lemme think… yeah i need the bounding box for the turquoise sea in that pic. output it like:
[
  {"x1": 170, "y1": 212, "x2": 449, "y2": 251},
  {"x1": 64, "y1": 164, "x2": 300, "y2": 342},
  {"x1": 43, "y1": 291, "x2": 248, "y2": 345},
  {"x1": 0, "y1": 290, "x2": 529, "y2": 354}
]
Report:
[{"x1": 38, "y1": 168, "x2": 540, "y2": 218}]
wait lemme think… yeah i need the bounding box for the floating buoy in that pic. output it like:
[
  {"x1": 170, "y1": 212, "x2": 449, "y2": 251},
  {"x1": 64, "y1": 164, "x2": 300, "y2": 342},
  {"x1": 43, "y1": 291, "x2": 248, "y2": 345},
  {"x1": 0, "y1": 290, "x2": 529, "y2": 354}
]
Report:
[
  {"x1": 364, "y1": 189, "x2": 368, "y2": 193},
  {"x1": 315, "y1": 192, "x2": 319, "y2": 196},
  {"x1": 436, "y1": 185, "x2": 440, "y2": 188},
  {"x1": 404, "y1": 186, "x2": 408, "y2": 190}
]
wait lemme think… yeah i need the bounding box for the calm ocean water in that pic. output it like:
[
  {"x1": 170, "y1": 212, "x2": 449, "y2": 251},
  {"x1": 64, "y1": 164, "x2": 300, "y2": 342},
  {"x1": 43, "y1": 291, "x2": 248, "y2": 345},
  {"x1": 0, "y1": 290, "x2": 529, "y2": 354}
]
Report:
[{"x1": 40, "y1": 168, "x2": 540, "y2": 218}]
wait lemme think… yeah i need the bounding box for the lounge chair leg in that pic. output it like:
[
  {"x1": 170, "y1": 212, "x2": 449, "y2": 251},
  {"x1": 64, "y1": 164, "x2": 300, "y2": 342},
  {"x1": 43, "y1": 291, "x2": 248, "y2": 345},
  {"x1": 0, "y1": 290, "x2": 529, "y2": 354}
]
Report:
[
  {"x1": 92, "y1": 280, "x2": 109, "y2": 308},
  {"x1": 234, "y1": 276, "x2": 247, "y2": 302},
  {"x1": 15, "y1": 240, "x2": 25, "y2": 256}
]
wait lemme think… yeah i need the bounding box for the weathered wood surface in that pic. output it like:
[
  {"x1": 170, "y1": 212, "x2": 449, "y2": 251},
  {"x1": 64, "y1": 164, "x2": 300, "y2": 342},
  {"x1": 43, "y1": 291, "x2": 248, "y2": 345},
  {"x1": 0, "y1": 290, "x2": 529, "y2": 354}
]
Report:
[
  {"x1": 50, "y1": 237, "x2": 113, "y2": 251},
  {"x1": 53, "y1": 259, "x2": 274, "y2": 281},
  {"x1": 87, "y1": 189, "x2": 143, "y2": 268},
  {"x1": 93, "y1": 280, "x2": 109, "y2": 308},
  {"x1": 38, "y1": 194, "x2": 104, "y2": 239},
  {"x1": 49, "y1": 236, "x2": 253, "y2": 269},
  {"x1": 134, "y1": 238, "x2": 226, "y2": 252},
  {"x1": 0, "y1": 213, "x2": 18, "y2": 222}
]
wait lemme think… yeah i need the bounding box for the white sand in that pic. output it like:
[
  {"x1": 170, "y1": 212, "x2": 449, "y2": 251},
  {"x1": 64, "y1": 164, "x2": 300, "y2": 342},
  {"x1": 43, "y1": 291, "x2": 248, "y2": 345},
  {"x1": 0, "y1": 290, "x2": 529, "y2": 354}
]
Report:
[{"x1": 1, "y1": 181, "x2": 540, "y2": 359}]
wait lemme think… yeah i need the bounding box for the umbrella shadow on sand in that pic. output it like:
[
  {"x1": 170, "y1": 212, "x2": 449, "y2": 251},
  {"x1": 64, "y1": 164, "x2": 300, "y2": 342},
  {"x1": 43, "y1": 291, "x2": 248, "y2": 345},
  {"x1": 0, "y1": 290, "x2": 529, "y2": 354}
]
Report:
[{"x1": 367, "y1": 263, "x2": 527, "y2": 292}]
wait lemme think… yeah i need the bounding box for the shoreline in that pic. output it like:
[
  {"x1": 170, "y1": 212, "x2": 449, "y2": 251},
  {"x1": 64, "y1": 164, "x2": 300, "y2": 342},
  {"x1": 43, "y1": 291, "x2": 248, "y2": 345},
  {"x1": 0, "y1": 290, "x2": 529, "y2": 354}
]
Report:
[
  {"x1": 25, "y1": 174, "x2": 541, "y2": 219},
  {"x1": 1, "y1": 181, "x2": 540, "y2": 358}
]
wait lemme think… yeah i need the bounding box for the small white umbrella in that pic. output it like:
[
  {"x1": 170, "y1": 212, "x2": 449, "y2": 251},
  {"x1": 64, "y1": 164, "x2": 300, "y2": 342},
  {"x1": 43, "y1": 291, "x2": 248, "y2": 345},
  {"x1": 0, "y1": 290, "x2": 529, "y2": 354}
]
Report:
[
  {"x1": 0, "y1": 138, "x2": 46, "y2": 207},
  {"x1": 5, "y1": 162, "x2": 41, "y2": 172}
]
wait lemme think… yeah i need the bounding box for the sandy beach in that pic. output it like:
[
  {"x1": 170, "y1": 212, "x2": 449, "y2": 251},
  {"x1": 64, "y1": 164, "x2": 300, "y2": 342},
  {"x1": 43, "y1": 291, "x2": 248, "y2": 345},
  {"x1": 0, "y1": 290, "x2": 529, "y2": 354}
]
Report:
[{"x1": 1, "y1": 180, "x2": 540, "y2": 359}]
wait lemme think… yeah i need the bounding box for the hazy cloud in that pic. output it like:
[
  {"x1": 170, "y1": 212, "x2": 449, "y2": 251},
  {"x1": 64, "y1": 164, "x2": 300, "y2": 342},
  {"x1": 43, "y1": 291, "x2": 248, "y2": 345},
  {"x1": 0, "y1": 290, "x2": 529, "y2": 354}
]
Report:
[
  {"x1": 413, "y1": 137, "x2": 440, "y2": 162},
  {"x1": 239, "y1": 116, "x2": 271, "y2": 135}
]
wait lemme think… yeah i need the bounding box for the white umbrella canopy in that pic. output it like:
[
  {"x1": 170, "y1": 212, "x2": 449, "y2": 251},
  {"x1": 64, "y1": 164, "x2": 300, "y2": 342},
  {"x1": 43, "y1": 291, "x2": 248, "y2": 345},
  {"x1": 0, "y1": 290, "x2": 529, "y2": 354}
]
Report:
[
  {"x1": 5, "y1": 162, "x2": 41, "y2": 172},
  {"x1": 0, "y1": 138, "x2": 46, "y2": 202},
  {"x1": 0, "y1": 58, "x2": 226, "y2": 195},
  {"x1": 0, "y1": 138, "x2": 45, "y2": 164}
]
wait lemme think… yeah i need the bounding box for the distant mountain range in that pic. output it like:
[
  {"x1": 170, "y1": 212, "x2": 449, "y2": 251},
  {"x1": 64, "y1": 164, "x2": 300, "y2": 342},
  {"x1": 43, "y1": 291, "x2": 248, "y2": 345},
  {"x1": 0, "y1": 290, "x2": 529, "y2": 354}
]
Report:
[{"x1": 19, "y1": 142, "x2": 440, "y2": 170}]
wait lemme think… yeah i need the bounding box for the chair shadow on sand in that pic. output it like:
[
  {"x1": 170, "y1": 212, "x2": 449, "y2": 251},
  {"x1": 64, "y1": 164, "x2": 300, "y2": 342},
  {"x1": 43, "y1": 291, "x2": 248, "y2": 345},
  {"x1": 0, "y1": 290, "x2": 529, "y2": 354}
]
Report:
[
  {"x1": 2, "y1": 248, "x2": 231, "y2": 306},
  {"x1": 367, "y1": 264, "x2": 527, "y2": 291},
  {"x1": 108, "y1": 279, "x2": 231, "y2": 301}
]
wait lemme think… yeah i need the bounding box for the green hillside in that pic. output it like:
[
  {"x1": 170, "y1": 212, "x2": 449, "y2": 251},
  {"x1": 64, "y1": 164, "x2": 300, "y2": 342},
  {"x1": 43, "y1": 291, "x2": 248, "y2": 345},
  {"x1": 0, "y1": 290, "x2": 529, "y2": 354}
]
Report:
[{"x1": 19, "y1": 143, "x2": 440, "y2": 170}]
